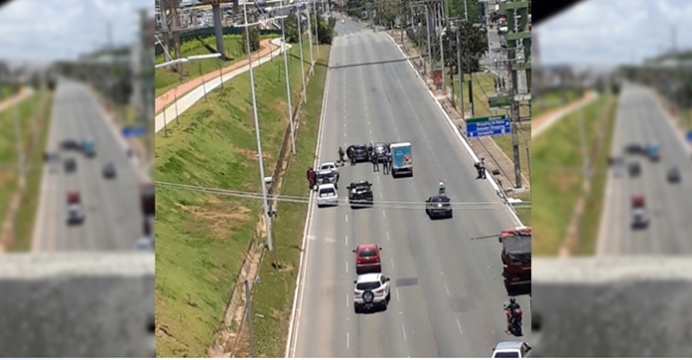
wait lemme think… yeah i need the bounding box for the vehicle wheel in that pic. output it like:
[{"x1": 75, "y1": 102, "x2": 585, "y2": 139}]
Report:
[{"x1": 363, "y1": 290, "x2": 374, "y2": 305}]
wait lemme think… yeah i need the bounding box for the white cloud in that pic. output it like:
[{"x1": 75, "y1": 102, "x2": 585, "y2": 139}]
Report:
[
  {"x1": 535, "y1": 0, "x2": 692, "y2": 66},
  {"x1": 0, "y1": 0, "x2": 150, "y2": 61}
]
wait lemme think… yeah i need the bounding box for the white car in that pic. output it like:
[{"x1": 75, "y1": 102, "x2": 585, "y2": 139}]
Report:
[
  {"x1": 491, "y1": 341, "x2": 532, "y2": 358},
  {"x1": 353, "y1": 273, "x2": 390, "y2": 313},
  {"x1": 316, "y1": 183, "x2": 338, "y2": 207},
  {"x1": 632, "y1": 207, "x2": 649, "y2": 229},
  {"x1": 67, "y1": 203, "x2": 84, "y2": 225},
  {"x1": 319, "y1": 161, "x2": 339, "y2": 175},
  {"x1": 135, "y1": 236, "x2": 155, "y2": 252}
]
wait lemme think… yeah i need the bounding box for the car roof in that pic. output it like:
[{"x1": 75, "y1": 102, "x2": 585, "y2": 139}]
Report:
[
  {"x1": 318, "y1": 183, "x2": 336, "y2": 190},
  {"x1": 356, "y1": 273, "x2": 383, "y2": 283},
  {"x1": 357, "y1": 243, "x2": 379, "y2": 251},
  {"x1": 320, "y1": 162, "x2": 336, "y2": 167},
  {"x1": 494, "y1": 341, "x2": 525, "y2": 350},
  {"x1": 430, "y1": 195, "x2": 450, "y2": 201},
  {"x1": 352, "y1": 180, "x2": 370, "y2": 185}
]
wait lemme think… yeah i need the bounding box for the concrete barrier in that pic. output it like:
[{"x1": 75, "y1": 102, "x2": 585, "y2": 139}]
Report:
[
  {"x1": 0, "y1": 253, "x2": 154, "y2": 357},
  {"x1": 530, "y1": 257, "x2": 692, "y2": 357}
]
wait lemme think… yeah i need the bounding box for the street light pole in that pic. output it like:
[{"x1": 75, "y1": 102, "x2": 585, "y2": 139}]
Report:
[
  {"x1": 297, "y1": 5, "x2": 307, "y2": 102},
  {"x1": 243, "y1": 3, "x2": 274, "y2": 252},
  {"x1": 425, "y1": 6, "x2": 433, "y2": 77},
  {"x1": 281, "y1": 0, "x2": 297, "y2": 155},
  {"x1": 305, "y1": 3, "x2": 314, "y2": 70},
  {"x1": 313, "y1": 0, "x2": 320, "y2": 54}
]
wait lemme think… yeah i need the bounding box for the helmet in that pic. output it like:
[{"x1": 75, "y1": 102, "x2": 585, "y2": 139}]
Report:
[
  {"x1": 439, "y1": 181, "x2": 444, "y2": 186},
  {"x1": 509, "y1": 297, "x2": 516, "y2": 305}
]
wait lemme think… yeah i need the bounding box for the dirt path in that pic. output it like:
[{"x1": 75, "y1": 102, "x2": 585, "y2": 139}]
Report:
[
  {"x1": 155, "y1": 39, "x2": 278, "y2": 114},
  {"x1": 532, "y1": 92, "x2": 597, "y2": 138}
]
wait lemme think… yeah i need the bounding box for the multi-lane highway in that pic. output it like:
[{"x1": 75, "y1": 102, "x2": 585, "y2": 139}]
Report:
[
  {"x1": 598, "y1": 84, "x2": 692, "y2": 254},
  {"x1": 32, "y1": 80, "x2": 144, "y2": 251},
  {"x1": 289, "y1": 19, "x2": 529, "y2": 357}
]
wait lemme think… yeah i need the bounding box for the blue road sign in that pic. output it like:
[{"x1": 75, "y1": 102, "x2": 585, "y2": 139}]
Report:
[
  {"x1": 687, "y1": 130, "x2": 692, "y2": 142},
  {"x1": 122, "y1": 126, "x2": 147, "y2": 138},
  {"x1": 467, "y1": 117, "x2": 511, "y2": 138}
]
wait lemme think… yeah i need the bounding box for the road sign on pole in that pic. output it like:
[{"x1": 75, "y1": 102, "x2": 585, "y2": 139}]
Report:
[{"x1": 466, "y1": 115, "x2": 511, "y2": 138}]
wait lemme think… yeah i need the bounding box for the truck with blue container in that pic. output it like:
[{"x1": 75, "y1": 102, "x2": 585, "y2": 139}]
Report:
[
  {"x1": 648, "y1": 143, "x2": 660, "y2": 162},
  {"x1": 390, "y1": 142, "x2": 413, "y2": 178},
  {"x1": 83, "y1": 138, "x2": 95, "y2": 157}
]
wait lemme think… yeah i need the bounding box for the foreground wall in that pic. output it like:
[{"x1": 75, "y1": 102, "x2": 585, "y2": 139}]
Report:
[
  {"x1": 0, "y1": 253, "x2": 155, "y2": 357},
  {"x1": 531, "y1": 257, "x2": 692, "y2": 357}
]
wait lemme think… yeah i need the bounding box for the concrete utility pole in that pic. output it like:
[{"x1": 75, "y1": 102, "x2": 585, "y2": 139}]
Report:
[
  {"x1": 438, "y1": 2, "x2": 446, "y2": 93},
  {"x1": 465, "y1": 22, "x2": 474, "y2": 117},
  {"x1": 313, "y1": 0, "x2": 320, "y2": 51},
  {"x1": 456, "y1": 25, "x2": 465, "y2": 117},
  {"x1": 242, "y1": 3, "x2": 274, "y2": 252},
  {"x1": 306, "y1": 3, "x2": 314, "y2": 70},
  {"x1": 425, "y1": 6, "x2": 433, "y2": 76},
  {"x1": 281, "y1": 0, "x2": 297, "y2": 155},
  {"x1": 245, "y1": 280, "x2": 255, "y2": 357},
  {"x1": 297, "y1": 4, "x2": 307, "y2": 102}
]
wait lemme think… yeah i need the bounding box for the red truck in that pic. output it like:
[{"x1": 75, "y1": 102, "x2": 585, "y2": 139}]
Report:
[
  {"x1": 499, "y1": 226, "x2": 531, "y2": 288},
  {"x1": 140, "y1": 181, "x2": 155, "y2": 216}
]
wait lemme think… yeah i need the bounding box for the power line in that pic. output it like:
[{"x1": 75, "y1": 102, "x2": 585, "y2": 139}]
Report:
[{"x1": 155, "y1": 181, "x2": 531, "y2": 210}]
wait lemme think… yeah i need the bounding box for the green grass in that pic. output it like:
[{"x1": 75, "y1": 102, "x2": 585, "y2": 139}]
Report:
[
  {"x1": 13, "y1": 91, "x2": 53, "y2": 251},
  {"x1": 577, "y1": 94, "x2": 618, "y2": 255},
  {"x1": 0, "y1": 91, "x2": 39, "y2": 232},
  {"x1": 531, "y1": 95, "x2": 610, "y2": 255},
  {"x1": 513, "y1": 191, "x2": 531, "y2": 225},
  {"x1": 155, "y1": 34, "x2": 276, "y2": 98},
  {"x1": 154, "y1": 38, "x2": 318, "y2": 358},
  {"x1": 247, "y1": 45, "x2": 330, "y2": 358},
  {"x1": 533, "y1": 88, "x2": 579, "y2": 119}
]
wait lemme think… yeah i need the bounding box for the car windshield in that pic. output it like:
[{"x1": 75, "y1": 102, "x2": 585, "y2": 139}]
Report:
[
  {"x1": 321, "y1": 164, "x2": 333, "y2": 170},
  {"x1": 431, "y1": 196, "x2": 449, "y2": 203},
  {"x1": 359, "y1": 248, "x2": 377, "y2": 257},
  {"x1": 353, "y1": 183, "x2": 369, "y2": 191},
  {"x1": 493, "y1": 351, "x2": 519, "y2": 358},
  {"x1": 356, "y1": 281, "x2": 381, "y2": 291},
  {"x1": 319, "y1": 188, "x2": 335, "y2": 196}
]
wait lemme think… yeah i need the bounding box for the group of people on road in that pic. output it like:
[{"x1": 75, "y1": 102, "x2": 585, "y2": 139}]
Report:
[{"x1": 338, "y1": 145, "x2": 394, "y2": 175}]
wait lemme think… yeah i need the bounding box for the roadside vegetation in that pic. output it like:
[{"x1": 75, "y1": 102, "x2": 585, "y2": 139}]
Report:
[
  {"x1": 154, "y1": 35, "x2": 328, "y2": 357},
  {"x1": 532, "y1": 87, "x2": 580, "y2": 119},
  {"x1": 532, "y1": 94, "x2": 615, "y2": 255},
  {"x1": 155, "y1": 33, "x2": 276, "y2": 97},
  {"x1": 0, "y1": 89, "x2": 52, "y2": 251}
]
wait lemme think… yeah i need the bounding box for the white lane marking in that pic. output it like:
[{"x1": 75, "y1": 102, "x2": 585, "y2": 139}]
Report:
[
  {"x1": 396, "y1": 287, "x2": 400, "y2": 302},
  {"x1": 390, "y1": 258, "x2": 394, "y2": 269},
  {"x1": 345, "y1": 214, "x2": 348, "y2": 223},
  {"x1": 346, "y1": 332, "x2": 350, "y2": 349},
  {"x1": 369, "y1": 129, "x2": 372, "y2": 135},
  {"x1": 386, "y1": 231, "x2": 390, "y2": 242},
  {"x1": 346, "y1": 293, "x2": 349, "y2": 308},
  {"x1": 456, "y1": 318, "x2": 463, "y2": 335},
  {"x1": 444, "y1": 284, "x2": 450, "y2": 296},
  {"x1": 345, "y1": 235, "x2": 348, "y2": 246},
  {"x1": 379, "y1": 192, "x2": 383, "y2": 199},
  {"x1": 382, "y1": 210, "x2": 386, "y2": 218},
  {"x1": 345, "y1": 262, "x2": 348, "y2": 274},
  {"x1": 401, "y1": 324, "x2": 407, "y2": 341}
]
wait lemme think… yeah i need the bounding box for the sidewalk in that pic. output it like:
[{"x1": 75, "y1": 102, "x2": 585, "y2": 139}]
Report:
[
  {"x1": 387, "y1": 29, "x2": 529, "y2": 191},
  {"x1": 532, "y1": 91, "x2": 599, "y2": 139},
  {"x1": 155, "y1": 38, "x2": 289, "y2": 134},
  {"x1": 155, "y1": 38, "x2": 279, "y2": 114}
]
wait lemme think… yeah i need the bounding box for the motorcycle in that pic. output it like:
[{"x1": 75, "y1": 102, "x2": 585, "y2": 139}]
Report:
[
  {"x1": 474, "y1": 162, "x2": 486, "y2": 179},
  {"x1": 505, "y1": 306, "x2": 523, "y2": 336}
]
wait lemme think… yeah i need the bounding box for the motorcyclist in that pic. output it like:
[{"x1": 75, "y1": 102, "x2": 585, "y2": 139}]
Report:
[
  {"x1": 439, "y1": 181, "x2": 446, "y2": 195},
  {"x1": 504, "y1": 297, "x2": 522, "y2": 332}
]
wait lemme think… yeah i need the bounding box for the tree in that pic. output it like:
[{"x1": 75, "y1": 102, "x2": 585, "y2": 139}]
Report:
[
  {"x1": 241, "y1": 26, "x2": 261, "y2": 53},
  {"x1": 443, "y1": 21, "x2": 488, "y2": 75},
  {"x1": 285, "y1": 12, "x2": 300, "y2": 44},
  {"x1": 311, "y1": 12, "x2": 336, "y2": 45}
]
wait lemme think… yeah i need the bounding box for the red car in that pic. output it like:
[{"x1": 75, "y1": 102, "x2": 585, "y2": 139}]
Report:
[{"x1": 353, "y1": 244, "x2": 382, "y2": 274}]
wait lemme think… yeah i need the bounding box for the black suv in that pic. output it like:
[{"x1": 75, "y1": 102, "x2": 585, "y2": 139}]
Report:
[
  {"x1": 64, "y1": 158, "x2": 77, "y2": 173},
  {"x1": 628, "y1": 162, "x2": 640, "y2": 177},
  {"x1": 347, "y1": 180, "x2": 374, "y2": 208},
  {"x1": 370, "y1": 142, "x2": 389, "y2": 163},
  {"x1": 348, "y1": 144, "x2": 369, "y2": 163},
  {"x1": 425, "y1": 195, "x2": 453, "y2": 219},
  {"x1": 316, "y1": 169, "x2": 338, "y2": 188},
  {"x1": 61, "y1": 139, "x2": 81, "y2": 151}
]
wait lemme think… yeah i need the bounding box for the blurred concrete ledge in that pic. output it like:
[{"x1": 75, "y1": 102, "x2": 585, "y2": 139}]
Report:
[
  {"x1": 0, "y1": 253, "x2": 155, "y2": 357},
  {"x1": 531, "y1": 257, "x2": 692, "y2": 357}
]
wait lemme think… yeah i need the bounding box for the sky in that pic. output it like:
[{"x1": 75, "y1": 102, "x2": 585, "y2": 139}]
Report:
[
  {"x1": 535, "y1": 0, "x2": 692, "y2": 66},
  {"x1": 0, "y1": 0, "x2": 152, "y2": 63}
]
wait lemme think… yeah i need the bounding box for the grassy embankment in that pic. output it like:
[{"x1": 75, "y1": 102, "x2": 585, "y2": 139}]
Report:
[
  {"x1": 154, "y1": 36, "x2": 328, "y2": 357},
  {"x1": 0, "y1": 89, "x2": 52, "y2": 251},
  {"x1": 532, "y1": 93, "x2": 617, "y2": 255},
  {"x1": 532, "y1": 88, "x2": 579, "y2": 119},
  {"x1": 155, "y1": 34, "x2": 276, "y2": 98}
]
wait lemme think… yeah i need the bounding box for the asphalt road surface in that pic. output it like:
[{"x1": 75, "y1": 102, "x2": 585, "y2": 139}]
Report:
[
  {"x1": 598, "y1": 84, "x2": 692, "y2": 254},
  {"x1": 32, "y1": 80, "x2": 144, "y2": 251},
  {"x1": 290, "y1": 19, "x2": 528, "y2": 358}
]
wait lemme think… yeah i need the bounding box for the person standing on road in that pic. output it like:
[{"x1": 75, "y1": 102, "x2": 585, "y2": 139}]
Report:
[
  {"x1": 372, "y1": 151, "x2": 379, "y2": 172},
  {"x1": 347, "y1": 147, "x2": 355, "y2": 166},
  {"x1": 382, "y1": 152, "x2": 390, "y2": 175},
  {"x1": 307, "y1": 167, "x2": 316, "y2": 190},
  {"x1": 338, "y1": 146, "x2": 345, "y2": 165}
]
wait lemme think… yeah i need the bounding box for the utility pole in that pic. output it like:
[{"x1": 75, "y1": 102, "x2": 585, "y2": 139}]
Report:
[
  {"x1": 313, "y1": 0, "x2": 320, "y2": 52},
  {"x1": 578, "y1": 103, "x2": 589, "y2": 194},
  {"x1": 242, "y1": 3, "x2": 274, "y2": 252},
  {"x1": 13, "y1": 92, "x2": 25, "y2": 193},
  {"x1": 425, "y1": 6, "x2": 433, "y2": 77},
  {"x1": 438, "y1": 2, "x2": 446, "y2": 94},
  {"x1": 245, "y1": 280, "x2": 255, "y2": 357},
  {"x1": 465, "y1": 22, "x2": 474, "y2": 117},
  {"x1": 297, "y1": 4, "x2": 307, "y2": 102},
  {"x1": 456, "y1": 24, "x2": 464, "y2": 117},
  {"x1": 281, "y1": 0, "x2": 296, "y2": 154},
  {"x1": 306, "y1": 3, "x2": 314, "y2": 69}
]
